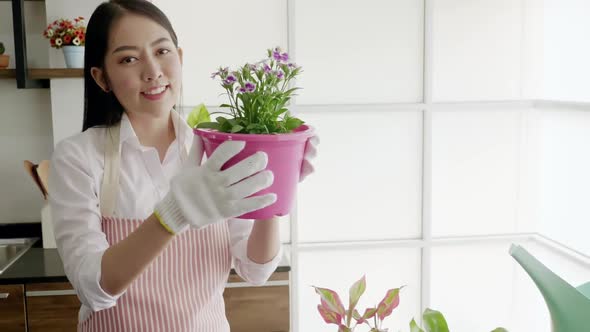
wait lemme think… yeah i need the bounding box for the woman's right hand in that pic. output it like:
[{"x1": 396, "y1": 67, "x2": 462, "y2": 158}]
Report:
[{"x1": 154, "y1": 137, "x2": 276, "y2": 235}]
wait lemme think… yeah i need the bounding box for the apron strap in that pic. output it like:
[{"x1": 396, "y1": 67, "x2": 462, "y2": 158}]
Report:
[{"x1": 100, "y1": 122, "x2": 121, "y2": 216}]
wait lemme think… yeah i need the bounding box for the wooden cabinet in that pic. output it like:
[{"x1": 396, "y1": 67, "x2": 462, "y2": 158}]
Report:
[
  {"x1": 224, "y1": 271, "x2": 290, "y2": 332},
  {"x1": 0, "y1": 271, "x2": 290, "y2": 331},
  {"x1": 26, "y1": 282, "x2": 80, "y2": 332},
  {"x1": 0, "y1": 285, "x2": 27, "y2": 332}
]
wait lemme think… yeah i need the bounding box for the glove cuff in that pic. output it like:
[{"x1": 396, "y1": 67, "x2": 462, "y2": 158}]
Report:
[{"x1": 154, "y1": 192, "x2": 189, "y2": 235}]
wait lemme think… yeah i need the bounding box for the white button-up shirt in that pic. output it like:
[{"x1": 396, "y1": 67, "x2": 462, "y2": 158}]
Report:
[{"x1": 48, "y1": 110, "x2": 282, "y2": 316}]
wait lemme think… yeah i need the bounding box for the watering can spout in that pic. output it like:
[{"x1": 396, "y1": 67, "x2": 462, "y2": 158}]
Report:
[{"x1": 509, "y1": 244, "x2": 590, "y2": 332}]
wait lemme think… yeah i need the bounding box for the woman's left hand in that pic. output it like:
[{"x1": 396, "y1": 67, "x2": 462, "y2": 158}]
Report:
[{"x1": 299, "y1": 135, "x2": 319, "y2": 182}]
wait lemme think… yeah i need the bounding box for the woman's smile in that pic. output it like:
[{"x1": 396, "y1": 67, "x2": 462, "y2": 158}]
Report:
[{"x1": 141, "y1": 84, "x2": 169, "y2": 101}]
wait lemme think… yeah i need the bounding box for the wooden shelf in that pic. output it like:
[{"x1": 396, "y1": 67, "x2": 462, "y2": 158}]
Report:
[{"x1": 0, "y1": 68, "x2": 83, "y2": 79}]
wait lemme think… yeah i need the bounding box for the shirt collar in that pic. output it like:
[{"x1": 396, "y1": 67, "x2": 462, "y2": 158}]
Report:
[
  {"x1": 119, "y1": 110, "x2": 193, "y2": 155},
  {"x1": 119, "y1": 112, "x2": 138, "y2": 146},
  {"x1": 170, "y1": 109, "x2": 194, "y2": 156}
]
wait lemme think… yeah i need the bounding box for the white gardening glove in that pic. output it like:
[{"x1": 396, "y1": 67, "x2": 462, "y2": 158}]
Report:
[
  {"x1": 299, "y1": 134, "x2": 319, "y2": 182},
  {"x1": 154, "y1": 137, "x2": 276, "y2": 235}
]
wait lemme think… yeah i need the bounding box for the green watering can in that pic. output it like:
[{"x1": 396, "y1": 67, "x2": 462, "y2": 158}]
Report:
[{"x1": 509, "y1": 244, "x2": 590, "y2": 332}]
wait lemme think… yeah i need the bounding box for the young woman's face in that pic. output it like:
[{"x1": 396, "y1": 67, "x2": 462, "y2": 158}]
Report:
[{"x1": 93, "y1": 14, "x2": 182, "y2": 116}]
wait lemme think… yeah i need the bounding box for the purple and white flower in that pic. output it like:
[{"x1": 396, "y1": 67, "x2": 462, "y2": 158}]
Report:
[
  {"x1": 238, "y1": 81, "x2": 256, "y2": 93},
  {"x1": 273, "y1": 47, "x2": 289, "y2": 63},
  {"x1": 211, "y1": 67, "x2": 229, "y2": 79},
  {"x1": 223, "y1": 74, "x2": 237, "y2": 86},
  {"x1": 273, "y1": 70, "x2": 285, "y2": 79}
]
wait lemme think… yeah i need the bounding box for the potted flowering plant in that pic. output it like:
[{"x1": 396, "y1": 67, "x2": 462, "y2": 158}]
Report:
[
  {"x1": 313, "y1": 275, "x2": 509, "y2": 332},
  {"x1": 188, "y1": 47, "x2": 314, "y2": 219},
  {"x1": 43, "y1": 16, "x2": 86, "y2": 68},
  {"x1": 0, "y1": 42, "x2": 9, "y2": 68},
  {"x1": 0, "y1": 42, "x2": 10, "y2": 68}
]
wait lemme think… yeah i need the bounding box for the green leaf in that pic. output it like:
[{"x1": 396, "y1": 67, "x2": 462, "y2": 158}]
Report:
[
  {"x1": 422, "y1": 308, "x2": 450, "y2": 332},
  {"x1": 338, "y1": 326, "x2": 352, "y2": 332},
  {"x1": 273, "y1": 108, "x2": 289, "y2": 118},
  {"x1": 285, "y1": 117, "x2": 304, "y2": 131},
  {"x1": 356, "y1": 307, "x2": 377, "y2": 324},
  {"x1": 195, "y1": 121, "x2": 220, "y2": 130},
  {"x1": 283, "y1": 87, "x2": 300, "y2": 96},
  {"x1": 352, "y1": 309, "x2": 361, "y2": 320},
  {"x1": 491, "y1": 329, "x2": 509, "y2": 332},
  {"x1": 186, "y1": 103, "x2": 210, "y2": 128},
  {"x1": 231, "y1": 124, "x2": 244, "y2": 133},
  {"x1": 410, "y1": 319, "x2": 425, "y2": 332},
  {"x1": 348, "y1": 275, "x2": 366, "y2": 315},
  {"x1": 220, "y1": 120, "x2": 232, "y2": 133}
]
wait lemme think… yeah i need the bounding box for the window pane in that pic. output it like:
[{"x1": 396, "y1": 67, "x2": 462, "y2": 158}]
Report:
[
  {"x1": 294, "y1": 0, "x2": 423, "y2": 104},
  {"x1": 431, "y1": 109, "x2": 524, "y2": 236},
  {"x1": 543, "y1": 0, "x2": 590, "y2": 102},
  {"x1": 432, "y1": 0, "x2": 522, "y2": 101},
  {"x1": 297, "y1": 247, "x2": 421, "y2": 332},
  {"x1": 431, "y1": 240, "x2": 590, "y2": 332},
  {"x1": 297, "y1": 110, "x2": 422, "y2": 242},
  {"x1": 155, "y1": 0, "x2": 288, "y2": 106},
  {"x1": 535, "y1": 109, "x2": 590, "y2": 255}
]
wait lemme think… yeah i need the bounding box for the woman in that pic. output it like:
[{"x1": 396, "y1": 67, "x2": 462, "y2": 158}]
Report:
[{"x1": 48, "y1": 1, "x2": 318, "y2": 330}]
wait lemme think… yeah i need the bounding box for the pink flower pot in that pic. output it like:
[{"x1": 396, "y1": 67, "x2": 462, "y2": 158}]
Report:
[{"x1": 195, "y1": 124, "x2": 314, "y2": 220}]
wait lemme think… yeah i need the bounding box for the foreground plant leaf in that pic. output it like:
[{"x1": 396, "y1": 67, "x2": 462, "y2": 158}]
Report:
[
  {"x1": 195, "y1": 121, "x2": 220, "y2": 130},
  {"x1": 349, "y1": 275, "x2": 366, "y2": 317},
  {"x1": 338, "y1": 325, "x2": 352, "y2": 332},
  {"x1": 422, "y1": 308, "x2": 450, "y2": 332},
  {"x1": 187, "y1": 103, "x2": 210, "y2": 128},
  {"x1": 356, "y1": 307, "x2": 377, "y2": 324},
  {"x1": 313, "y1": 286, "x2": 346, "y2": 316},
  {"x1": 376, "y1": 288, "x2": 401, "y2": 320},
  {"x1": 317, "y1": 304, "x2": 342, "y2": 325},
  {"x1": 410, "y1": 319, "x2": 425, "y2": 332}
]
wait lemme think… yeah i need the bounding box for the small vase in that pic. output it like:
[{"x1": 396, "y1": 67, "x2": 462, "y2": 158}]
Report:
[
  {"x1": 62, "y1": 45, "x2": 84, "y2": 68},
  {"x1": 0, "y1": 54, "x2": 9, "y2": 68}
]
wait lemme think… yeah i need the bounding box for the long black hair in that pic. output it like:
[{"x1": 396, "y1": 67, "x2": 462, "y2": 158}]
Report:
[{"x1": 82, "y1": 0, "x2": 179, "y2": 131}]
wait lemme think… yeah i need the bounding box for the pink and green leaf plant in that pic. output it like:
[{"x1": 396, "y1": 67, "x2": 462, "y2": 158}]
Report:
[
  {"x1": 313, "y1": 275, "x2": 510, "y2": 332},
  {"x1": 313, "y1": 275, "x2": 403, "y2": 332}
]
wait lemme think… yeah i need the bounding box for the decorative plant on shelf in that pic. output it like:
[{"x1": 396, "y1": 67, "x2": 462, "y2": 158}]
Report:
[
  {"x1": 43, "y1": 17, "x2": 86, "y2": 48},
  {"x1": 0, "y1": 42, "x2": 9, "y2": 69},
  {"x1": 43, "y1": 16, "x2": 86, "y2": 68},
  {"x1": 313, "y1": 275, "x2": 509, "y2": 332},
  {"x1": 187, "y1": 47, "x2": 315, "y2": 220}
]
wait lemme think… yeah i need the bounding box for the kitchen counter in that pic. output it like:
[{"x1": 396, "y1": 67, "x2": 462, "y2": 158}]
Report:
[{"x1": 0, "y1": 248, "x2": 291, "y2": 285}]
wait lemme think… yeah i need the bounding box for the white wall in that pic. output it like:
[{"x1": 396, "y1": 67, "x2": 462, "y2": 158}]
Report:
[
  {"x1": 45, "y1": 0, "x2": 103, "y2": 146},
  {"x1": 0, "y1": 2, "x2": 52, "y2": 224}
]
